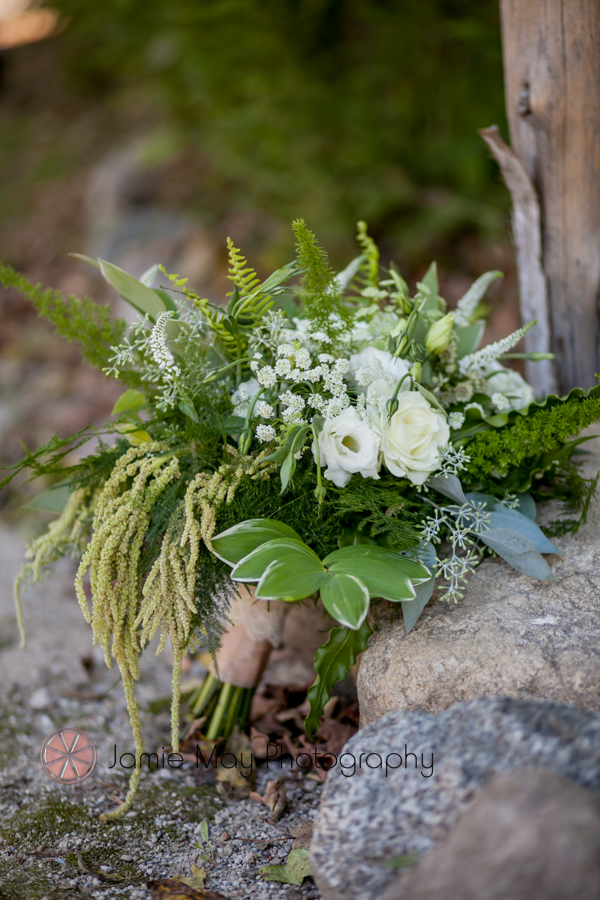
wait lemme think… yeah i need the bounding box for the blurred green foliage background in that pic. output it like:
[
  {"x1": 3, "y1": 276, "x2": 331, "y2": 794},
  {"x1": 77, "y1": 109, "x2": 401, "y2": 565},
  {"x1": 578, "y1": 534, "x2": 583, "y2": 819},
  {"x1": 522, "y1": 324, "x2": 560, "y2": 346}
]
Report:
[
  {"x1": 0, "y1": 0, "x2": 518, "y2": 495},
  {"x1": 2, "y1": 0, "x2": 508, "y2": 268}
]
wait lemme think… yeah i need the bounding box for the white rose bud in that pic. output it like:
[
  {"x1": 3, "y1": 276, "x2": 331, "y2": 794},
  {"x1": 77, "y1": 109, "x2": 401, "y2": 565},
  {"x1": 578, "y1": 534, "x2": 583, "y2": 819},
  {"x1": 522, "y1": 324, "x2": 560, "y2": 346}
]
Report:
[
  {"x1": 313, "y1": 407, "x2": 381, "y2": 488},
  {"x1": 368, "y1": 381, "x2": 450, "y2": 485},
  {"x1": 425, "y1": 313, "x2": 455, "y2": 355}
]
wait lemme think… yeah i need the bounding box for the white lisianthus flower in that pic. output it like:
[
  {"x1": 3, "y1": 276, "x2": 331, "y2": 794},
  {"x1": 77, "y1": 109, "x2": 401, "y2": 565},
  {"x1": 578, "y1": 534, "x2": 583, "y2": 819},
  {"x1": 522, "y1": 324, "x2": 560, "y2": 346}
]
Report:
[
  {"x1": 348, "y1": 347, "x2": 410, "y2": 390},
  {"x1": 367, "y1": 380, "x2": 450, "y2": 486},
  {"x1": 231, "y1": 377, "x2": 260, "y2": 416},
  {"x1": 313, "y1": 407, "x2": 381, "y2": 488},
  {"x1": 484, "y1": 365, "x2": 535, "y2": 411}
]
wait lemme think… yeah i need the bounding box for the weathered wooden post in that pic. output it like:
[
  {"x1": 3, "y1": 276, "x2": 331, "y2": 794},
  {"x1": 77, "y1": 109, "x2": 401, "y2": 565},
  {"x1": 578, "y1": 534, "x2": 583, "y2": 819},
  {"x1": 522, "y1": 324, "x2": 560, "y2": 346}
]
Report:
[{"x1": 482, "y1": 0, "x2": 600, "y2": 395}]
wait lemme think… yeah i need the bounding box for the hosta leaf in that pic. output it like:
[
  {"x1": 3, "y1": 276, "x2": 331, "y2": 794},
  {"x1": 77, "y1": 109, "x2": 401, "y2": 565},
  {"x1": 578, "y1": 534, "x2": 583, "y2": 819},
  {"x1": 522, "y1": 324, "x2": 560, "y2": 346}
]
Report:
[
  {"x1": 337, "y1": 529, "x2": 378, "y2": 548},
  {"x1": 327, "y1": 558, "x2": 416, "y2": 602},
  {"x1": 305, "y1": 621, "x2": 372, "y2": 739},
  {"x1": 323, "y1": 545, "x2": 431, "y2": 583},
  {"x1": 211, "y1": 519, "x2": 302, "y2": 565},
  {"x1": 320, "y1": 572, "x2": 370, "y2": 629},
  {"x1": 479, "y1": 527, "x2": 555, "y2": 580},
  {"x1": 232, "y1": 538, "x2": 320, "y2": 582},
  {"x1": 256, "y1": 558, "x2": 327, "y2": 601}
]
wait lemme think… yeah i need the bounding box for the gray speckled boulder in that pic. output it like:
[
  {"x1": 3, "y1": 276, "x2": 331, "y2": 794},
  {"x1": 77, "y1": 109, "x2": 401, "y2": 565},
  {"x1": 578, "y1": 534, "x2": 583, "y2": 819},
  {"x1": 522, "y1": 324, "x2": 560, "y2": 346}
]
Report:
[
  {"x1": 381, "y1": 769, "x2": 600, "y2": 900},
  {"x1": 357, "y1": 441, "x2": 600, "y2": 726},
  {"x1": 310, "y1": 697, "x2": 600, "y2": 900}
]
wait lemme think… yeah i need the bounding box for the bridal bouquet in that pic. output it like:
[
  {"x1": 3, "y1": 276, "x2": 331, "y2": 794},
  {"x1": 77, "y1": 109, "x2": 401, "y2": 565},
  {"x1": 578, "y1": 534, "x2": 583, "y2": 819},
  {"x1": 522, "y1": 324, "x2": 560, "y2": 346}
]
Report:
[{"x1": 2, "y1": 220, "x2": 599, "y2": 816}]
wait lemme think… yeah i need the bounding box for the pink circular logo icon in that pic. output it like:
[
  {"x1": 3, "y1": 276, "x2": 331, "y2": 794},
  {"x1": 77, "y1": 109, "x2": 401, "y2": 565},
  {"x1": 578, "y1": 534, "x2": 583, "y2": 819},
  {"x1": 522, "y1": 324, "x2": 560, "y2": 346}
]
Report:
[{"x1": 40, "y1": 729, "x2": 97, "y2": 784}]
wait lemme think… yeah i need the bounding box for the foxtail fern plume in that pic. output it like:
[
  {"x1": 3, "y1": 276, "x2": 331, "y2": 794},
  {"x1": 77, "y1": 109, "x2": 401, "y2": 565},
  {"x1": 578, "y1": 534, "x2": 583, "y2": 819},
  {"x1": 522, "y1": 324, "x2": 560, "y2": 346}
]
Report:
[
  {"x1": 292, "y1": 219, "x2": 352, "y2": 337},
  {"x1": 0, "y1": 263, "x2": 127, "y2": 374}
]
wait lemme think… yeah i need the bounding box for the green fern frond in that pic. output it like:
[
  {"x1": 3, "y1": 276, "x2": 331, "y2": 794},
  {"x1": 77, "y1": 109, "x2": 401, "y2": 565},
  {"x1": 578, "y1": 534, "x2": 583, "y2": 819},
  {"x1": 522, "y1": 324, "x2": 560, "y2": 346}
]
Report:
[
  {"x1": 356, "y1": 221, "x2": 380, "y2": 289},
  {"x1": 227, "y1": 238, "x2": 261, "y2": 297},
  {"x1": 192, "y1": 297, "x2": 241, "y2": 359}
]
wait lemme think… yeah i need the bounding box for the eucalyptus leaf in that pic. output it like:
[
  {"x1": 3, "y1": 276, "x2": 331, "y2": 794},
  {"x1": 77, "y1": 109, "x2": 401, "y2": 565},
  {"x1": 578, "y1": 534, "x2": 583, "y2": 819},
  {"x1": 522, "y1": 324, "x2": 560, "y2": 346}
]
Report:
[
  {"x1": 513, "y1": 492, "x2": 536, "y2": 521},
  {"x1": 305, "y1": 621, "x2": 372, "y2": 738},
  {"x1": 320, "y1": 572, "x2": 370, "y2": 629},
  {"x1": 479, "y1": 528, "x2": 555, "y2": 580},
  {"x1": 465, "y1": 493, "x2": 559, "y2": 553},
  {"x1": 427, "y1": 473, "x2": 468, "y2": 505},
  {"x1": 256, "y1": 558, "x2": 327, "y2": 602},
  {"x1": 211, "y1": 519, "x2": 302, "y2": 565},
  {"x1": 402, "y1": 574, "x2": 435, "y2": 634},
  {"x1": 401, "y1": 541, "x2": 437, "y2": 634}
]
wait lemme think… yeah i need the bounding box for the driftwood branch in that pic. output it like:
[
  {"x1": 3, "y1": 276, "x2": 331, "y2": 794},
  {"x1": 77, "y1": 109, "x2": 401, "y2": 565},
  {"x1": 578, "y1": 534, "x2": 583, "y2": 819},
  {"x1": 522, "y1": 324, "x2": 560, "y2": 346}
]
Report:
[{"x1": 480, "y1": 125, "x2": 557, "y2": 397}]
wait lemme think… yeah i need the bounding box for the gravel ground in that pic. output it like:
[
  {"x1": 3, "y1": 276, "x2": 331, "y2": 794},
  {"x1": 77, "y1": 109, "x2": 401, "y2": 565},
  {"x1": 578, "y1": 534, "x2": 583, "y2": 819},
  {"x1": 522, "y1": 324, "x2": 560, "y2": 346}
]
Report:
[{"x1": 0, "y1": 528, "x2": 322, "y2": 900}]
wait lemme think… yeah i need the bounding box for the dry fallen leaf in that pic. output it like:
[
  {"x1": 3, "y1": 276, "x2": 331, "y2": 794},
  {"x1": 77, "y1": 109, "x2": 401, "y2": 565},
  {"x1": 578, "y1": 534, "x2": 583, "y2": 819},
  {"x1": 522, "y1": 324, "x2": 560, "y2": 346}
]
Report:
[
  {"x1": 249, "y1": 778, "x2": 287, "y2": 822},
  {"x1": 177, "y1": 865, "x2": 206, "y2": 890},
  {"x1": 259, "y1": 848, "x2": 311, "y2": 885},
  {"x1": 147, "y1": 877, "x2": 230, "y2": 899},
  {"x1": 288, "y1": 820, "x2": 314, "y2": 850},
  {"x1": 215, "y1": 729, "x2": 255, "y2": 793}
]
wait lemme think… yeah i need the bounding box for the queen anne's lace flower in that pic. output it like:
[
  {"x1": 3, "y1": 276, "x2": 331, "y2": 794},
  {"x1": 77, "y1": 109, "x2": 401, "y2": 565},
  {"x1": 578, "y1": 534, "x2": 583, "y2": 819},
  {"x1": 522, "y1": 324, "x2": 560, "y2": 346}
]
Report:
[{"x1": 256, "y1": 424, "x2": 276, "y2": 442}]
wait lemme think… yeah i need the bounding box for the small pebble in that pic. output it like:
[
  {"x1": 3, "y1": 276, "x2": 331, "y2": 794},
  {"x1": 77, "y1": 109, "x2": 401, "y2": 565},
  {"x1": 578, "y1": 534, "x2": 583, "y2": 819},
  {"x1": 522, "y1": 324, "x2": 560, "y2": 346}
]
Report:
[{"x1": 219, "y1": 831, "x2": 231, "y2": 842}]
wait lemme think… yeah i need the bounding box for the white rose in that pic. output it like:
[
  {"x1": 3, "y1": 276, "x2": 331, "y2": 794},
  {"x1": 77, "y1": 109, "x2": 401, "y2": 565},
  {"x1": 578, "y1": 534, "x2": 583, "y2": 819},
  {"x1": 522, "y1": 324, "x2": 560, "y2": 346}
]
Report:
[
  {"x1": 367, "y1": 380, "x2": 450, "y2": 485},
  {"x1": 313, "y1": 407, "x2": 381, "y2": 488},
  {"x1": 484, "y1": 365, "x2": 535, "y2": 411},
  {"x1": 348, "y1": 347, "x2": 409, "y2": 390},
  {"x1": 231, "y1": 377, "x2": 260, "y2": 417}
]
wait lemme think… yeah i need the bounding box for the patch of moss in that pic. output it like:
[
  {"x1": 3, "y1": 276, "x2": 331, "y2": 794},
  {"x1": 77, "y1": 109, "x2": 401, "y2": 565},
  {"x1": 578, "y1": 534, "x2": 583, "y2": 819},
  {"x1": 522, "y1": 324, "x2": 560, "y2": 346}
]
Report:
[{"x1": 0, "y1": 775, "x2": 218, "y2": 898}]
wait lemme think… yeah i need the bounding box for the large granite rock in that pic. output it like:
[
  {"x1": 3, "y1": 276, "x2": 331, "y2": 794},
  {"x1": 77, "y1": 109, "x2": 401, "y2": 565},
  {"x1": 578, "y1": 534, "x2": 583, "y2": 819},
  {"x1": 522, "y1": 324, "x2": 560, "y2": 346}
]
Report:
[
  {"x1": 358, "y1": 441, "x2": 600, "y2": 726},
  {"x1": 310, "y1": 697, "x2": 600, "y2": 900},
  {"x1": 381, "y1": 769, "x2": 600, "y2": 900}
]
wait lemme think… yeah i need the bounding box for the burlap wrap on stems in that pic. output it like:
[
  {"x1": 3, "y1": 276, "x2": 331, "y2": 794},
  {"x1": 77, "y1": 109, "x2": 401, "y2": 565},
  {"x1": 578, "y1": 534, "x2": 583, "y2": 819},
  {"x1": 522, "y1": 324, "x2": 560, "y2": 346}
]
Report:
[{"x1": 208, "y1": 584, "x2": 290, "y2": 688}]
